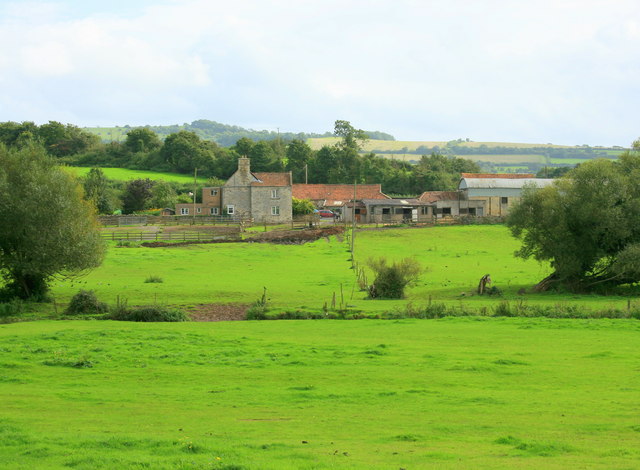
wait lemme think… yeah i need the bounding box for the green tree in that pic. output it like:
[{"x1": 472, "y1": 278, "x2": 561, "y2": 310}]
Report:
[
  {"x1": 292, "y1": 197, "x2": 315, "y2": 215},
  {"x1": 37, "y1": 121, "x2": 100, "y2": 157},
  {"x1": 286, "y1": 139, "x2": 313, "y2": 183},
  {"x1": 161, "y1": 131, "x2": 214, "y2": 174},
  {"x1": 83, "y1": 168, "x2": 116, "y2": 214},
  {"x1": 122, "y1": 178, "x2": 155, "y2": 214},
  {"x1": 124, "y1": 128, "x2": 162, "y2": 153},
  {"x1": 0, "y1": 145, "x2": 105, "y2": 299},
  {"x1": 150, "y1": 181, "x2": 178, "y2": 209},
  {"x1": 507, "y1": 142, "x2": 640, "y2": 292}
]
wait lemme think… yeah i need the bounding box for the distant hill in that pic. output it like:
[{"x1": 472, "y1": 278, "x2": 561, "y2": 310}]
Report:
[
  {"x1": 84, "y1": 119, "x2": 395, "y2": 147},
  {"x1": 307, "y1": 137, "x2": 628, "y2": 174}
]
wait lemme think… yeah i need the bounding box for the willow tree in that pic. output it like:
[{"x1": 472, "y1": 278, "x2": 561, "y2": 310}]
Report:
[
  {"x1": 0, "y1": 144, "x2": 105, "y2": 299},
  {"x1": 507, "y1": 141, "x2": 640, "y2": 292}
]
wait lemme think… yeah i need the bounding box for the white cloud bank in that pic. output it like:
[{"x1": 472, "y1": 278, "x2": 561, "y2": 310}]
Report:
[{"x1": 0, "y1": 0, "x2": 639, "y2": 145}]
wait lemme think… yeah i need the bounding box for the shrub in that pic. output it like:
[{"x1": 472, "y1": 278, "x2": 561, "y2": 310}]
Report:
[
  {"x1": 367, "y1": 257, "x2": 422, "y2": 299},
  {"x1": 65, "y1": 290, "x2": 108, "y2": 315},
  {"x1": 246, "y1": 287, "x2": 268, "y2": 320},
  {"x1": 108, "y1": 305, "x2": 189, "y2": 322},
  {"x1": 144, "y1": 275, "x2": 163, "y2": 283},
  {"x1": 0, "y1": 299, "x2": 23, "y2": 317}
]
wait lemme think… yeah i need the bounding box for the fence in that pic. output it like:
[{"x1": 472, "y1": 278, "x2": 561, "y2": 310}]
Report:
[
  {"x1": 100, "y1": 231, "x2": 241, "y2": 241},
  {"x1": 99, "y1": 215, "x2": 253, "y2": 226}
]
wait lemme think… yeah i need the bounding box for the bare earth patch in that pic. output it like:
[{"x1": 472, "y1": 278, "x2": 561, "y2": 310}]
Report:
[{"x1": 187, "y1": 303, "x2": 250, "y2": 321}]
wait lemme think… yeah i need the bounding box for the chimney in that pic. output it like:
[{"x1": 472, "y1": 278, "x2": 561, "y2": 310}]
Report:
[{"x1": 238, "y1": 156, "x2": 251, "y2": 182}]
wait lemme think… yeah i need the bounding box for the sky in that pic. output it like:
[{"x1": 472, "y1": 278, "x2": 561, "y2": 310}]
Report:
[{"x1": 0, "y1": 0, "x2": 639, "y2": 146}]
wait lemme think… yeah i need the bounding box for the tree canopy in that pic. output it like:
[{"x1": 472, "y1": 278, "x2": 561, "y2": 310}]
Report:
[
  {"x1": 0, "y1": 144, "x2": 105, "y2": 299},
  {"x1": 507, "y1": 141, "x2": 640, "y2": 292}
]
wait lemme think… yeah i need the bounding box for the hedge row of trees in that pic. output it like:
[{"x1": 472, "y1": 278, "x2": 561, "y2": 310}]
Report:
[{"x1": 1, "y1": 120, "x2": 481, "y2": 199}]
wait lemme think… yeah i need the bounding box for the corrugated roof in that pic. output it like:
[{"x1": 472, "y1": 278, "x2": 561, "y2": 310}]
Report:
[
  {"x1": 356, "y1": 198, "x2": 430, "y2": 206},
  {"x1": 461, "y1": 173, "x2": 535, "y2": 179},
  {"x1": 419, "y1": 191, "x2": 460, "y2": 202},
  {"x1": 292, "y1": 184, "x2": 390, "y2": 205},
  {"x1": 252, "y1": 172, "x2": 292, "y2": 187},
  {"x1": 460, "y1": 178, "x2": 555, "y2": 189}
]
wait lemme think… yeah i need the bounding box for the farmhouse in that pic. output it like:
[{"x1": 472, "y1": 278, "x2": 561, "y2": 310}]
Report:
[
  {"x1": 292, "y1": 183, "x2": 390, "y2": 218},
  {"x1": 458, "y1": 173, "x2": 554, "y2": 216},
  {"x1": 175, "y1": 157, "x2": 293, "y2": 222}
]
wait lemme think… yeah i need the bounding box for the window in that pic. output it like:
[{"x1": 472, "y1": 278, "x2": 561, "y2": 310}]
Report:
[
  {"x1": 271, "y1": 189, "x2": 279, "y2": 198},
  {"x1": 271, "y1": 206, "x2": 280, "y2": 216},
  {"x1": 227, "y1": 205, "x2": 235, "y2": 215},
  {"x1": 420, "y1": 207, "x2": 429, "y2": 215},
  {"x1": 355, "y1": 208, "x2": 361, "y2": 215},
  {"x1": 210, "y1": 207, "x2": 219, "y2": 215},
  {"x1": 210, "y1": 189, "x2": 218, "y2": 196},
  {"x1": 180, "y1": 208, "x2": 189, "y2": 215},
  {"x1": 382, "y1": 208, "x2": 391, "y2": 215},
  {"x1": 501, "y1": 197, "x2": 508, "y2": 205},
  {"x1": 196, "y1": 207, "x2": 202, "y2": 214},
  {"x1": 442, "y1": 207, "x2": 452, "y2": 215}
]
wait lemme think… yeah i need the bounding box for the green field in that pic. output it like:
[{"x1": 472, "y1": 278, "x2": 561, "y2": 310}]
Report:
[
  {"x1": 83, "y1": 127, "x2": 129, "y2": 142},
  {"x1": 46, "y1": 225, "x2": 638, "y2": 314},
  {"x1": 1, "y1": 318, "x2": 639, "y2": 469},
  {"x1": 66, "y1": 166, "x2": 206, "y2": 184}
]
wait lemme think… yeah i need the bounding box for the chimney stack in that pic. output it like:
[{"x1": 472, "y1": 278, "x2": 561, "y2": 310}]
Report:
[{"x1": 238, "y1": 156, "x2": 251, "y2": 182}]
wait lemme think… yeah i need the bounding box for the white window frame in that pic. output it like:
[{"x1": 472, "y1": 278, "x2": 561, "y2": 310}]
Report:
[
  {"x1": 271, "y1": 206, "x2": 280, "y2": 216},
  {"x1": 210, "y1": 207, "x2": 219, "y2": 215},
  {"x1": 210, "y1": 189, "x2": 218, "y2": 196},
  {"x1": 180, "y1": 207, "x2": 189, "y2": 215},
  {"x1": 271, "y1": 189, "x2": 279, "y2": 198},
  {"x1": 196, "y1": 207, "x2": 202, "y2": 214},
  {"x1": 227, "y1": 205, "x2": 235, "y2": 215}
]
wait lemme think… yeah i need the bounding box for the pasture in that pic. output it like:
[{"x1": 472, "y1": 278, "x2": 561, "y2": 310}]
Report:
[
  {"x1": 66, "y1": 166, "x2": 205, "y2": 184},
  {"x1": 0, "y1": 318, "x2": 638, "y2": 469},
  {"x1": 306, "y1": 138, "x2": 573, "y2": 152},
  {"x1": 48, "y1": 225, "x2": 635, "y2": 314}
]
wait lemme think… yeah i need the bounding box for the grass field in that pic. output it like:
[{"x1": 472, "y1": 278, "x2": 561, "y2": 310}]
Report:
[
  {"x1": 66, "y1": 166, "x2": 206, "y2": 184},
  {"x1": 83, "y1": 127, "x2": 129, "y2": 142},
  {"x1": 1, "y1": 318, "x2": 638, "y2": 469},
  {"x1": 45, "y1": 224, "x2": 639, "y2": 314},
  {"x1": 372, "y1": 153, "x2": 548, "y2": 164}
]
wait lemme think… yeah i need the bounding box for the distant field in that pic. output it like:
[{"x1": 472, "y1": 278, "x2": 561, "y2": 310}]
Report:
[
  {"x1": 84, "y1": 127, "x2": 129, "y2": 142},
  {"x1": 306, "y1": 138, "x2": 575, "y2": 152},
  {"x1": 66, "y1": 166, "x2": 206, "y2": 184},
  {"x1": 549, "y1": 158, "x2": 591, "y2": 165},
  {"x1": 373, "y1": 153, "x2": 548, "y2": 164}
]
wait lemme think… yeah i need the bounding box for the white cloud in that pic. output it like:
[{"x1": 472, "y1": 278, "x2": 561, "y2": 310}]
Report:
[{"x1": 0, "y1": 0, "x2": 638, "y2": 144}]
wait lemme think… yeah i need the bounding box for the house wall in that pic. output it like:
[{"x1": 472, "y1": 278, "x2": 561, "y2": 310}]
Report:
[
  {"x1": 468, "y1": 196, "x2": 514, "y2": 216},
  {"x1": 251, "y1": 186, "x2": 293, "y2": 223},
  {"x1": 202, "y1": 187, "x2": 222, "y2": 206}
]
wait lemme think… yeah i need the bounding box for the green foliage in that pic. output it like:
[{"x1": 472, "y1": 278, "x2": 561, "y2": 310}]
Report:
[
  {"x1": 367, "y1": 257, "x2": 422, "y2": 299},
  {"x1": 108, "y1": 305, "x2": 189, "y2": 322},
  {"x1": 65, "y1": 290, "x2": 108, "y2": 315},
  {"x1": 122, "y1": 178, "x2": 154, "y2": 214},
  {"x1": 144, "y1": 275, "x2": 163, "y2": 284},
  {"x1": 0, "y1": 145, "x2": 105, "y2": 299},
  {"x1": 124, "y1": 128, "x2": 162, "y2": 153},
  {"x1": 82, "y1": 168, "x2": 117, "y2": 214},
  {"x1": 507, "y1": 147, "x2": 640, "y2": 291},
  {"x1": 291, "y1": 197, "x2": 315, "y2": 215},
  {"x1": 0, "y1": 298, "x2": 23, "y2": 317}
]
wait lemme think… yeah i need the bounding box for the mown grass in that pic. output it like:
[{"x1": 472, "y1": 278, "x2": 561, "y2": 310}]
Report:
[
  {"x1": 65, "y1": 166, "x2": 206, "y2": 184},
  {"x1": 0, "y1": 318, "x2": 638, "y2": 469}
]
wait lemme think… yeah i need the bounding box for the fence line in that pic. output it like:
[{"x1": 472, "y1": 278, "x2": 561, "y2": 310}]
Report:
[
  {"x1": 100, "y1": 231, "x2": 240, "y2": 241},
  {"x1": 99, "y1": 215, "x2": 253, "y2": 226}
]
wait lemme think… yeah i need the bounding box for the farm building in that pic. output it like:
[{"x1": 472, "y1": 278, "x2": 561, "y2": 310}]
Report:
[
  {"x1": 418, "y1": 191, "x2": 486, "y2": 217},
  {"x1": 343, "y1": 198, "x2": 432, "y2": 223},
  {"x1": 175, "y1": 157, "x2": 293, "y2": 223},
  {"x1": 292, "y1": 184, "x2": 390, "y2": 218},
  {"x1": 458, "y1": 173, "x2": 554, "y2": 216}
]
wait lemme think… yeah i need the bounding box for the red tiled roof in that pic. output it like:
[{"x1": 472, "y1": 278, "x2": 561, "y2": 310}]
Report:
[
  {"x1": 292, "y1": 184, "x2": 390, "y2": 205},
  {"x1": 251, "y1": 172, "x2": 291, "y2": 187},
  {"x1": 461, "y1": 173, "x2": 535, "y2": 179},
  {"x1": 419, "y1": 191, "x2": 460, "y2": 203}
]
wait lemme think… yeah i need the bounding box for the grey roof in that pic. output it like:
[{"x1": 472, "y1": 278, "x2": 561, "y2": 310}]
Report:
[
  {"x1": 459, "y1": 178, "x2": 555, "y2": 190},
  {"x1": 359, "y1": 198, "x2": 430, "y2": 206}
]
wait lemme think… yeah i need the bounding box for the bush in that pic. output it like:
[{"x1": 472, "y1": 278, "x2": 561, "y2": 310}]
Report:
[
  {"x1": 108, "y1": 305, "x2": 188, "y2": 322},
  {"x1": 144, "y1": 275, "x2": 163, "y2": 283},
  {"x1": 0, "y1": 299, "x2": 23, "y2": 317},
  {"x1": 367, "y1": 257, "x2": 422, "y2": 299},
  {"x1": 65, "y1": 290, "x2": 108, "y2": 315}
]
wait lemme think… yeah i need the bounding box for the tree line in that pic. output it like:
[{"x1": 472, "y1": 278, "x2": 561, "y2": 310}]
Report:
[{"x1": 0, "y1": 120, "x2": 481, "y2": 214}]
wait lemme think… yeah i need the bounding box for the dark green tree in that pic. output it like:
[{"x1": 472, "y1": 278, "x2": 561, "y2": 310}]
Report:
[
  {"x1": 124, "y1": 128, "x2": 162, "y2": 153},
  {"x1": 0, "y1": 144, "x2": 105, "y2": 299},
  {"x1": 122, "y1": 178, "x2": 155, "y2": 214},
  {"x1": 286, "y1": 139, "x2": 313, "y2": 183},
  {"x1": 507, "y1": 142, "x2": 640, "y2": 292}
]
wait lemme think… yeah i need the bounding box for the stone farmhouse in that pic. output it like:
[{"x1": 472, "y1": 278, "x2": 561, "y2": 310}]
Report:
[{"x1": 175, "y1": 157, "x2": 293, "y2": 223}]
